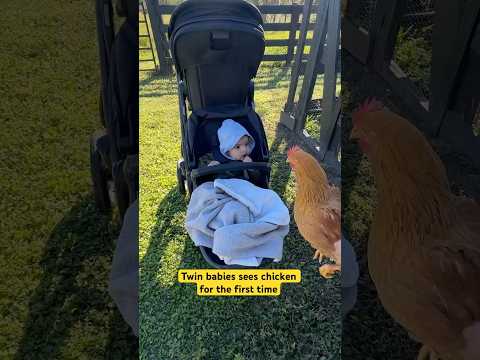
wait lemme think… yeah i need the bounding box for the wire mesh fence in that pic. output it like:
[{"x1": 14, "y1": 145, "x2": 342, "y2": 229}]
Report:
[
  {"x1": 346, "y1": 0, "x2": 436, "y2": 100},
  {"x1": 346, "y1": 0, "x2": 377, "y2": 31},
  {"x1": 403, "y1": 0, "x2": 435, "y2": 27},
  {"x1": 393, "y1": 0, "x2": 435, "y2": 99}
]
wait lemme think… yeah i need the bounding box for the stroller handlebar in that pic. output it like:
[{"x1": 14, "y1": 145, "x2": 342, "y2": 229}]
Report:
[{"x1": 190, "y1": 161, "x2": 270, "y2": 179}]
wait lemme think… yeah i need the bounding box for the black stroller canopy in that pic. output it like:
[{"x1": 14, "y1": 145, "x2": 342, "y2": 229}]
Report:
[
  {"x1": 168, "y1": 0, "x2": 265, "y2": 110},
  {"x1": 168, "y1": 0, "x2": 263, "y2": 39}
]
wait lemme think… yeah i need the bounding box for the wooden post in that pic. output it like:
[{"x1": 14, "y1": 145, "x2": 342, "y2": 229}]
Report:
[
  {"x1": 140, "y1": 1, "x2": 158, "y2": 71},
  {"x1": 286, "y1": 5, "x2": 301, "y2": 65},
  {"x1": 318, "y1": 0, "x2": 341, "y2": 159},
  {"x1": 429, "y1": 0, "x2": 480, "y2": 135},
  {"x1": 293, "y1": 0, "x2": 329, "y2": 133},
  {"x1": 144, "y1": 0, "x2": 173, "y2": 76},
  {"x1": 281, "y1": 0, "x2": 314, "y2": 119},
  {"x1": 369, "y1": 0, "x2": 405, "y2": 72},
  {"x1": 323, "y1": 98, "x2": 341, "y2": 165},
  {"x1": 341, "y1": 17, "x2": 370, "y2": 64}
]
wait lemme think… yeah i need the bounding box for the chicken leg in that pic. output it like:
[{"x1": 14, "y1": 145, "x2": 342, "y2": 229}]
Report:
[
  {"x1": 313, "y1": 249, "x2": 323, "y2": 260},
  {"x1": 417, "y1": 345, "x2": 440, "y2": 360},
  {"x1": 319, "y1": 264, "x2": 340, "y2": 278}
]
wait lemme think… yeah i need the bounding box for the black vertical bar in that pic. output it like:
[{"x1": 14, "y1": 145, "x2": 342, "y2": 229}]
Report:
[
  {"x1": 286, "y1": 5, "x2": 301, "y2": 65},
  {"x1": 294, "y1": 0, "x2": 329, "y2": 132},
  {"x1": 429, "y1": 0, "x2": 480, "y2": 135},
  {"x1": 369, "y1": 0, "x2": 406, "y2": 72},
  {"x1": 318, "y1": 0, "x2": 341, "y2": 159}
]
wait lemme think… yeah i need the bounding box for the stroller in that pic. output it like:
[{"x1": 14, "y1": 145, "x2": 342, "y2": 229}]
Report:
[
  {"x1": 90, "y1": 0, "x2": 139, "y2": 220},
  {"x1": 91, "y1": 0, "x2": 139, "y2": 336},
  {"x1": 168, "y1": 0, "x2": 274, "y2": 268}
]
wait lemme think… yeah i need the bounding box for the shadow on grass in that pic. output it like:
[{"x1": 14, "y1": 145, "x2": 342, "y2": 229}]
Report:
[
  {"x1": 255, "y1": 65, "x2": 290, "y2": 91},
  {"x1": 139, "y1": 74, "x2": 178, "y2": 97},
  {"x1": 14, "y1": 197, "x2": 138, "y2": 360},
  {"x1": 140, "y1": 189, "x2": 192, "y2": 287},
  {"x1": 139, "y1": 127, "x2": 343, "y2": 359},
  {"x1": 139, "y1": 70, "x2": 175, "y2": 88},
  {"x1": 139, "y1": 185, "x2": 341, "y2": 360},
  {"x1": 139, "y1": 187, "x2": 209, "y2": 358}
]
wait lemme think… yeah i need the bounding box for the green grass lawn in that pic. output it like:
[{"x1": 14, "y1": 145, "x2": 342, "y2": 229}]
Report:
[
  {"x1": 1, "y1": 1, "x2": 136, "y2": 358},
  {"x1": 139, "y1": 63, "x2": 341, "y2": 359},
  {"x1": 393, "y1": 26, "x2": 433, "y2": 99}
]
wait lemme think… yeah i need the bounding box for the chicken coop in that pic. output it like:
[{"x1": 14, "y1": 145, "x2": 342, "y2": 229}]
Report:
[{"x1": 343, "y1": 0, "x2": 480, "y2": 167}]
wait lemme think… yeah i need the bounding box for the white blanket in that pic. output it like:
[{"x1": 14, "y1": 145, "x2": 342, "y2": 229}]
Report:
[{"x1": 186, "y1": 179, "x2": 290, "y2": 266}]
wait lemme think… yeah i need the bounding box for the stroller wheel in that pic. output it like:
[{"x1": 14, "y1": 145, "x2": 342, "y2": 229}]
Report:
[
  {"x1": 177, "y1": 159, "x2": 186, "y2": 195},
  {"x1": 90, "y1": 130, "x2": 111, "y2": 212}
]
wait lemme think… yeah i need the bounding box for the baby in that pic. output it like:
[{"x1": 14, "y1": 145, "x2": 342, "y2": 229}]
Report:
[{"x1": 208, "y1": 119, "x2": 255, "y2": 166}]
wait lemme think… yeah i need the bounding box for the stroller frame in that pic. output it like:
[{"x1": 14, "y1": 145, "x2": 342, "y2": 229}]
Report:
[
  {"x1": 169, "y1": 0, "x2": 276, "y2": 268},
  {"x1": 91, "y1": 0, "x2": 138, "y2": 220}
]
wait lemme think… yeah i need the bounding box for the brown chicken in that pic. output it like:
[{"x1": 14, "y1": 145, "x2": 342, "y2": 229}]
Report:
[
  {"x1": 350, "y1": 99, "x2": 480, "y2": 360},
  {"x1": 287, "y1": 145, "x2": 341, "y2": 278}
]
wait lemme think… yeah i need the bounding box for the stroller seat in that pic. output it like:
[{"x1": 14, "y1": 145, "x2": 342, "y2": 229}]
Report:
[{"x1": 187, "y1": 107, "x2": 270, "y2": 189}]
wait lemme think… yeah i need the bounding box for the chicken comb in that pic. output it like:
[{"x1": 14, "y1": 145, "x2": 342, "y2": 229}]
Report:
[
  {"x1": 353, "y1": 98, "x2": 383, "y2": 125},
  {"x1": 287, "y1": 145, "x2": 301, "y2": 157}
]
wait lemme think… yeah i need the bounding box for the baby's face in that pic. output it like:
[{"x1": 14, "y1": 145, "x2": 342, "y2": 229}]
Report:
[{"x1": 228, "y1": 135, "x2": 251, "y2": 160}]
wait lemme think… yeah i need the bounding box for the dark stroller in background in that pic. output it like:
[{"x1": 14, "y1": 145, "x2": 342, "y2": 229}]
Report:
[
  {"x1": 91, "y1": 0, "x2": 138, "y2": 220},
  {"x1": 168, "y1": 0, "x2": 274, "y2": 268},
  {"x1": 91, "y1": 0, "x2": 139, "y2": 336}
]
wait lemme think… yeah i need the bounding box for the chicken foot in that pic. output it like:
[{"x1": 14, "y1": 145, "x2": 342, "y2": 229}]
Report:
[
  {"x1": 319, "y1": 264, "x2": 340, "y2": 279},
  {"x1": 417, "y1": 345, "x2": 440, "y2": 360}
]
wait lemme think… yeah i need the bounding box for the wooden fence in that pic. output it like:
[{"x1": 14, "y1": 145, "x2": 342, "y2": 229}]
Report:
[{"x1": 143, "y1": 1, "x2": 341, "y2": 74}]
